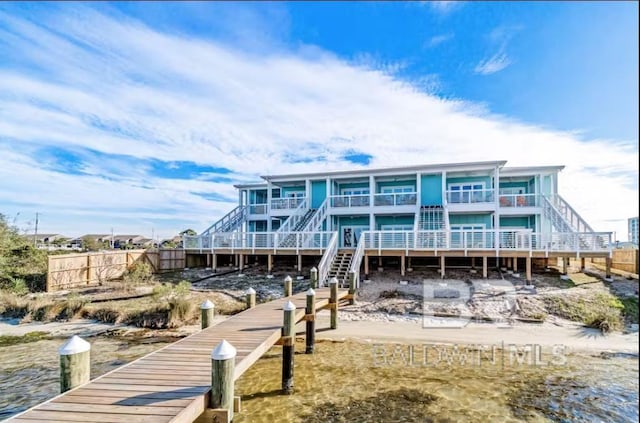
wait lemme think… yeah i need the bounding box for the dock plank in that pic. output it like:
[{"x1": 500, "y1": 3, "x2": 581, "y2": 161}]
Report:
[{"x1": 7, "y1": 288, "x2": 347, "y2": 422}]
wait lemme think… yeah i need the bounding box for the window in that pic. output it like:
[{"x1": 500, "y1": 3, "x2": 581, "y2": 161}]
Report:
[
  {"x1": 285, "y1": 191, "x2": 305, "y2": 198},
  {"x1": 341, "y1": 188, "x2": 370, "y2": 195},
  {"x1": 448, "y1": 182, "x2": 485, "y2": 203},
  {"x1": 381, "y1": 186, "x2": 414, "y2": 194},
  {"x1": 450, "y1": 224, "x2": 487, "y2": 248}
]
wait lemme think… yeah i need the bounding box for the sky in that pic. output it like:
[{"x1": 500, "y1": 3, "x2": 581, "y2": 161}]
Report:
[{"x1": 0, "y1": 1, "x2": 638, "y2": 241}]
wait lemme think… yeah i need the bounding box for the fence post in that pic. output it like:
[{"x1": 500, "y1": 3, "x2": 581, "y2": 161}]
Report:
[
  {"x1": 211, "y1": 340, "x2": 236, "y2": 422},
  {"x1": 305, "y1": 288, "x2": 315, "y2": 354},
  {"x1": 201, "y1": 300, "x2": 215, "y2": 329},
  {"x1": 329, "y1": 277, "x2": 338, "y2": 329},
  {"x1": 59, "y1": 335, "x2": 90, "y2": 393},
  {"x1": 282, "y1": 300, "x2": 296, "y2": 394},
  {"x1": 246, "y1": 287, "x2": 256, "y2": 309},
  {"x1": 284, "y1": 275, "x2": 293, "y2": 297}
]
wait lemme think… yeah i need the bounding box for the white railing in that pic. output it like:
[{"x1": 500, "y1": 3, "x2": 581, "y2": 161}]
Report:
[
  {"x1": 446, "y1": 188, "x2": 495, "y2": 204},
  {"x1": 373, "y1": 192, "x2": 417, "y2": 206},
  {"x1": 248, "y1": 203, "x2": 268, "y2": 215},
  {"x1": 201, "y1": 205, "x2": 247, "y2": 236},
  {"x1": 302, "y1": 198, "x2": 328, "y2": 233},
  {"x1": 546, "y1": 194, "x2": 594, "y2": 233},
  {"x1": 348, "y1": 234, "x2": 366, "y2": 288},
  {"x1": 318, "y1": 232, "x2": 339, "y2": 287},
  {"x1": 499, "y1": 193, "x2": 539, "y2": 208},
  {"x1": 183, "y1": 231, "x2": 335, "y2": 253},
  {"x1": 361, "y1": 230, "x2": 612, "y2": 253},
  {"x1": 276, "y1": 198, "x2": 309, "y2": 234},
  {"x1": 271, "y1": 197, "x2": 306, "y2": 210},
  {"x1": 330, "y1": 194, "x2": 370, "y2": 208}
]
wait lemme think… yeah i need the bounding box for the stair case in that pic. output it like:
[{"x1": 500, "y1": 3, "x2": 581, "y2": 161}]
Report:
[
  {"x1": 324, "y1": 250, "x2": 354, "y2": 287},
  {"x1": 278, "y1": 209, "x2": 317, "y2": 248},
  {"x1": 414, "y1": 205, "x2": 447, "y2": 248},
  {"x1": 541, "y1": 195, "x2": 605, "y2": 250},
  {"x1": 201, "y1": 205, "x2": 247, "y2": 236}
]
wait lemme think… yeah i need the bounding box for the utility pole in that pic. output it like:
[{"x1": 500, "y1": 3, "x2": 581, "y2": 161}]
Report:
[
  {"x1": 34, "y1": 212, "x2": 39, "y2": 247},
  {"x1": 111, "y1": 227, "x2": 114, "y2": 249}
]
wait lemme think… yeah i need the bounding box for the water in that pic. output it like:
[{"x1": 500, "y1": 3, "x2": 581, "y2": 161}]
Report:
[
  {"x1": 1, "y1": 337, "x2": 637, "y2": 422},
  {"x1": 0, "y1": 336, "x2": 173, "y2": 420}
]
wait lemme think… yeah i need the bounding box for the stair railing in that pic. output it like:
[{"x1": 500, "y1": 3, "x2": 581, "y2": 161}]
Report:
[
  {"x1": 201, "y1": 205, "x2": 247, "y2": 236},
  {"x1": 318, "y1": 231, "x2": 338, "y2": 287},
  {"x1": 348, "y1": 234, "x2": 366, "y2": 288},
  {"x1": 276, "y1": 198, "x2": 309, "y2": 234}
]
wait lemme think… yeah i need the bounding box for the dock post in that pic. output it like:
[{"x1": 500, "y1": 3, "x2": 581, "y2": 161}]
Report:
[
  {"x1": 284, "y1": 275, "x2": 293, "y2": 297},
  {"x1": 305, "y1": 288, "x2": 315, "y2": 354},
  {"x1": 211, "y1": 340, "x2": 236, "y2": 422},
  {"x1": 348, "y1": 271, "x2": 356, "y2": 305},
  {"x1": 309, "y1": 267, "x2": 318, "y2": 289},
  {"x1": 482, "y1": 256, "x2": 488, "y2": 279},
  {"x1": 201, "y1": 299, "x2": 215, "y2": 329},
  {"x1": 59, "y1": 335, "x2": 90, "y2": 393},
  {"x1": 329, "y1": 277, "x2": 338, "y2": 329},
  {"x1": 282, "y1": 300, "x2": 296, "y2": 394},
  {"x1": 246, "y1": 287, "x2": 256, "y2": 309}
]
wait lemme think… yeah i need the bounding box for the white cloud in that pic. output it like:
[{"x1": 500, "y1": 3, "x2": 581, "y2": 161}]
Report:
[
  {"x1": 425, "y1": 33, "x2": 454, "y2": 48},
  {"x1": 0, "y1": 8, "x2": 637, "y2": 240},
  {"x1": 426, "y1": 1, "x2": 463, "y2": 15},
  {"x1": 474, "y1": 51, "x2": 512, "y2": 75}
]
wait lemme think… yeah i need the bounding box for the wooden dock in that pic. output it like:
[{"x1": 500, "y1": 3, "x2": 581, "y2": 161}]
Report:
[{"x1": 8, "y1": 288, "x2": 348, "y2": 423}]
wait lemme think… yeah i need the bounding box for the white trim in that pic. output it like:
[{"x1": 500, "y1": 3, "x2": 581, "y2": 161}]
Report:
[
  {"x1": 381, "y1": 224, "x2": 414, "y2": 231},
  {"x1": 450, "y1": 224, "x2": 486, "y2": 230},
  {"x1": 340, "y1": 187, "x2": 370, "y2": 195},
  {"x1": 380, "y1": 185, "x2": 414, "y2": 194},
  {"x1": 447, "y1": 181, "x2": 486, "y2": 191}
]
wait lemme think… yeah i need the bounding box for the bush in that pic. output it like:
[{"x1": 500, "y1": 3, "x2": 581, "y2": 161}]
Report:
[
  {"x1": 123, "y1": 262, "x2": 154, "y2": 288},
  {"x1": 542, "y1": 293, "x2": 624, "y2": 333}
]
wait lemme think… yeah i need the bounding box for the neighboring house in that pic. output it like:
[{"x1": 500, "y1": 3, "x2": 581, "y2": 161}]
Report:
[
  {"x1": 112, "y1": 235, "x2": 145, "y2": 249},
  {"x1": 161, "y1": 236, "x2": 183, "y2": 248},
  {"x1": 74, "y1": 234, "x2": 111, "y2": 250},
  {"x1": 184, "y1": 160, "x2": 612, "y2": 284},
  {"x1": 629, "y1": 217, "x2": 639, "y2": 245},
  {"x1": 36, "y1": 233, "x2": 66, "y2": 244}
]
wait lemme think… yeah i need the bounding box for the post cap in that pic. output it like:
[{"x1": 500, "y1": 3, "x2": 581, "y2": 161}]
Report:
[
  {"x1": 310, "y1": 267, "x2": 317, "y2": 272},
  {"x1": 283, "y1": 300, "x2": 296, "y2": 311},
  {"x1": 201, "y1": 299, "x2": 215, "y2": 310},
  {"x1": 246, "y1": 287, "x2": 256, "y2": 295},
  {"x1": 59, "y1": 335, "x2": 90, "y2": 355},
  {"x1": 306, "y1": 288, "x2": 316, "y2": 296},
  {"x1": 212, "y1": 339, "x2": 237, "y2": 360},
  {"x1": 329, "y1": 277, "x2": 338, "y2": 285},
  {"x1": 284, "y1": 275, "x2": 293, "y2": 282}
]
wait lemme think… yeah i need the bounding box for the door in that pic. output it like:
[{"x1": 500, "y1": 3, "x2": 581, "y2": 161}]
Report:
[{"x1": 342, "y1": 226, "x2": 369, "y2": 248}]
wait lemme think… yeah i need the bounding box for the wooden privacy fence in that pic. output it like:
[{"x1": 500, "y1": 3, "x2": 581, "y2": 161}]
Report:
[
  {"x1": 592, "y1": 249, "x2": 639, "y2": 275},
  {"x1": 46, "y1": 249, "x2": 186, "y2": 292}
]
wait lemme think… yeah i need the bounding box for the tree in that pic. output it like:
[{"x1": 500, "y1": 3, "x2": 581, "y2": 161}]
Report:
[
  {"x1": 81, "y1": 236, "x2": 109, "y2": 251},
  {"x1": 179, "y1": 229, "x2": 197, "y2": 236},
  {"x1": 0, "y1": 213, "x2": 47, "y2": 292}
]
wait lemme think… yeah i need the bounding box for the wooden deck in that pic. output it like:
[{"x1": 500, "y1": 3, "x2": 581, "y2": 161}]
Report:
[{"x1": 8, "y1": 288, "x2": 348, "y2": 423}]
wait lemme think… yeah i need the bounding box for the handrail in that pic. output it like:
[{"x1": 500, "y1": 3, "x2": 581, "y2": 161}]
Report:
[
  {"x1": 276, "y1": 197, "x2": 309, "y2": 234},
  {"x1": 318, "y1": 232, "x2": 338, "y2": 287},
  {"x1": 548, "y1": 194, "x2": 594, "y2": 233},
  {"x1": 446, "y1": 188, "x2": 495, "y2": 204},
  {"x1": 201, "y1": 205, "x2": 247, "y2": 236},
  {"x1": 329, "y1": 194, "x2": 370, "y2": 207},
  {"x1": 271, "y1": 197, "x2": 306, "y2": 210},
  {"x1": 498, "y1": 193, "x2": 539, "y2": 208},
  {"x1": 301, "y1": 198, "x2": 328, "y2": 233},
  {"x1": 373, "y1": 192, "x2": 417, "y2": 206},
  {"x1": 349, "y1": 234, "x2": 366, "y2": 287}
]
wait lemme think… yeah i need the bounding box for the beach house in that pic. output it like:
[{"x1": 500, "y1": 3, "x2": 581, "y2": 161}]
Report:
[{"x1": 184, "y1": 160, "x2": 612, "y2": 285}]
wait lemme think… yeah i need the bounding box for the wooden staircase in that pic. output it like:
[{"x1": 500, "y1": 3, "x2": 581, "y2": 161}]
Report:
[{"x1": 326, "y1": 250, "x2": 353, "y2": 287}]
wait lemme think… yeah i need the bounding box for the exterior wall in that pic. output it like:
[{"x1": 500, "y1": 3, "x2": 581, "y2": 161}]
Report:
[
  {"x1": 375, "y1": 215, "x2": 414, "y2": 230},
  {"x1": 250, "y1": 189, "x2": 267, "y2": 204},
  {"x1": 281, "y1": 186, "x2": 305, "y2": 197},
  {"x1": 338, "y1": 182, "x2": 369, "y2": 192},
  {"x1": 500, "y1": 216, "x2": 535, "y2": 229},
  {"x1": 311, "y1": 180, "x2": 327, "y2": 208},
  {"x1": 420, "y1": 174, "x2": 442, "y2": 206},
  {"x1": 499, "y1": 181, "x2": 529, "y2": 193},
  {"x1": 541, "y1": 175, "x2": 553, "y2": 195},
  {"x1": 449, "y1": 213, "x2": 493, "y2": 228},
  {"x1": 376, "y1": 179, "x2": 416, "y2": 193}
]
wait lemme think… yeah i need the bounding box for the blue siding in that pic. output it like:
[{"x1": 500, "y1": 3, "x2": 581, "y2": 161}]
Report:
[
  {"x1": 421, "y1": 174, "x2": 442, "y2": 206},
  {"x1": 375, "y1": 215, "x2": 414, "y2": 229},
  {"x1": 311, "y1": 180, "x2": 326, "y2": 208},
  {"x1": 377, "y1": 179, "x2": 416, "y2": 192},
  {"x1": 447, "y1": 176, "x2": 492, "y2": 188},
  {"x1": 281, "y1": 186, "x2": 305, "y2": 197},
  {"x1": 500, "y1": 216, "x2": 535, "y2": 229},
  {"x1": 449, "y1": 214, "x2": 493, "y2": 228},
  {"x1": 338, "y1": 182, "x2": 370, "y2": 192}
]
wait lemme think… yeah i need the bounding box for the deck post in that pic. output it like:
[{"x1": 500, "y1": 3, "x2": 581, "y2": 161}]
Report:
[
  {"x1": 562, "y1": 257, "x2": 568, "y2": 275},
  {"x1": 268, "y1": 254, "x2": 273, "y2": 275},
  {"x1": 348, "y1": 271, "x2": 357, "y2": 305},
  {"x1": 282, "y1": 300, "x2": 296, "y2": 394},
  {"x1": 329, "y1": 277, "x2": 338, "y2": 329},
  {"x1": 526, "y1": 257, "x2": 532, "y2": 284},
  {"x1": 234, "y1": 254, "x2": 238, "y2": 268},
  {"x1": 471, "y1": 256, "x2": 476, "y2": 270},
  {"x1": 246, "y1": 287, "x2": 256, "y2": 309},
  {"x1": 297, "y1": 254, "x2": 302, "y2": 275},
  {"x1": 440, "y1": 256, "x2": 446, "y2": 278},
  {"x1": 364, "y1": 254, "x2": 369, "y2": 278},
  {"x1": 201, "y1": 300, "x2": 215, "y2": 329},
  {"x1": 212, "y1": 253, "x2": 217, "y2": 273},
  {"x1": 513, "y1": 257, "x2": 518, "y2": 272},
  {"x1": 482, "y1": 256, "x2": 488, "y2": 279},
  {"x1": 239, "y1": 254, "x2": 244, "y2": 272},
  {"x1": 211, "y1": 339, "x2": 236, "y2": 422},
  {"x1": 305, "y1": 288, "x2": 316, "y2": 354},
  {"x1": 309, "y1": 267, "x2": 318, "y2": 289},
  {"x1": 400, "y1": 255, "x2": 406, "y2": 276},
  {"x1": 284, "y1": 275, "x2": 293, "y2": 297},
  {"x1": 605, "y1": 257, "x2": 612, "y2": 280},
  {"x1": 59, "y1": 335, "x2": 90, "y2": 393},
  {"x1": 580, "y1": 257, "x2": 586, "y2": 271}
]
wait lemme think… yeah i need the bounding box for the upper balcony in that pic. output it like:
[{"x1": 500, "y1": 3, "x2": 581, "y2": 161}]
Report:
[
  {"x1": 445, "y1": 188, "x2": 495, "y2": 212},
  {"x1": 271, "y1": 197, "x2": 305, "y2": 210},
  {"x1": 328, "y1": 192, "x2": 418, "y2": 210}
]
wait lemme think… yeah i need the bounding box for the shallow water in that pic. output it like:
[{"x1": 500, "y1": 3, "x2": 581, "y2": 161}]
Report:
[
  {"x1": 0, "y1": 336, "x2": 173, "y2": 420},
  {"x1": 200, "y1": 340, "x2": 639, "y2": 423}
]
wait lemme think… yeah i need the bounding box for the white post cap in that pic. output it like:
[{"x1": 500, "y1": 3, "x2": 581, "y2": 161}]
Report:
[
  {"x1": 329, "y1": 277, "x2": 338, "y2": 285},
  {"x1": 201, "y1": 299, "x2": 215, "y2": 310},
  {"x1": 306, "y1": 288, "x2": 316, "y2": 296},
  {"x1": 246, "y1": 287, "x2": 256, "y2": 295},
  {"x1": 310, "y1": 267, "x2": 317, "y2": 272},
  {"x1": 283, "y1": 300, "x2": 296, "y2": 311},
  {"x1": 284, "y1": 275, "x2": 293, "y2": 282},
  {"x1": 212, "y1": 339, "x2": 237, "y2": 360},
  {"x1": 59, "y1": 335, "x2": 90, "y2": 355}
]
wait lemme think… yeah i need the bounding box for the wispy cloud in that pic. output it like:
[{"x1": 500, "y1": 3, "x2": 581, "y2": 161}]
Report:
[
  {"x1": 474, "y1": 51, "x2": 512, "y2": 75},
  {"x1": 426, "y1": 1, "x2": 463, "y2": 16},
  {"x1": 425, "y1": 33, "x2": 454, "y2": 48},
  {"x1": 0, "y1": 7, "x2": 636, "y2": 239}
]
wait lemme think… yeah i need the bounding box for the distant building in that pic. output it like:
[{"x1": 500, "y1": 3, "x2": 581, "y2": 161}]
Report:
[{"x1": 629, "y1": 217, "x2": 639, "y2": 245}]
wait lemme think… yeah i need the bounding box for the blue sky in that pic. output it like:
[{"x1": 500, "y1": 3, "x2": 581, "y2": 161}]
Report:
[{"x1": 0, "y1": 1, "x2": 637, "y2": 240}]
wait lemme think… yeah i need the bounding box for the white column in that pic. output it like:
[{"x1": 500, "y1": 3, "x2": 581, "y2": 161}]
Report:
[
  {"x1": 441, "y1": 171, "x2": 447, "y2": 204},
  {"x1": 305, "y1": 179, "x2": 311, "y2": 205},
  {"x1": 494, "y1": 166, "x2": 500, "y2": 250},
  {"x1": 267, "y1": 181, "x2": 272, "y2": 232},
  {"x1": 326, "y1": 177, "x2": 331, "y2": 206},
  {"x1": 369, "y1": 175, "x2": 375, "y2": 207}
]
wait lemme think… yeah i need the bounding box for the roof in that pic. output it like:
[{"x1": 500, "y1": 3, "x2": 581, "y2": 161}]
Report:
[{"x1": 501, "y1": 165, "x2": 565, "y2": 176}]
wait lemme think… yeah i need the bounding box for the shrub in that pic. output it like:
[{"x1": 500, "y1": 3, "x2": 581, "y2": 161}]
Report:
[{"x1": 123, "y1": 261, "x2": 154, "y2": 288}]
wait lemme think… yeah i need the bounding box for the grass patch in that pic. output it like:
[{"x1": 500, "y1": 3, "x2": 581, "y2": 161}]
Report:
[
  {"x1": 0, "y1": 331, "x2": 51, "y2": 347},
  {"x1": 542, "y1": 293, "x2": 624, "y2": 333},
  {"x1": 620, "y1": 297, "x2": 639, "y2": 324}
]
